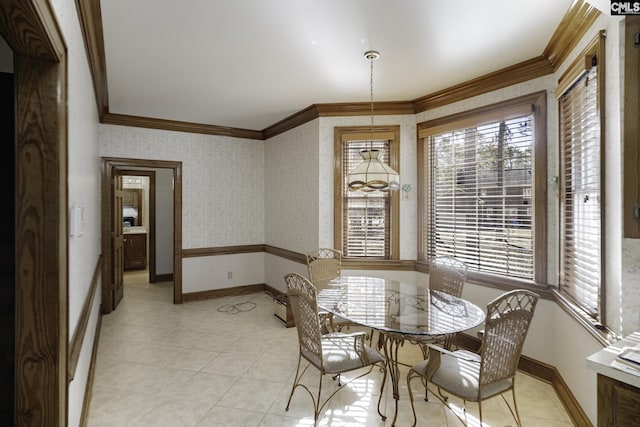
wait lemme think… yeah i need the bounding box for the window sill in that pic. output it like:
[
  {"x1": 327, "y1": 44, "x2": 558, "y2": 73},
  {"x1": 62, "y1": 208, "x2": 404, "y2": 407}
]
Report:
[
  {"x1": 342, "y1": 259, "x2": 415, "y2": 270},
  {"x1": 416, "y1": 259, "x2": 555, "y2": 300},
  {"x1": 420, "y1": 258, "x2": 617, "y2": 345},
  {"x1": 553, "y1": 290, "x2": 620, "y2": 347}
]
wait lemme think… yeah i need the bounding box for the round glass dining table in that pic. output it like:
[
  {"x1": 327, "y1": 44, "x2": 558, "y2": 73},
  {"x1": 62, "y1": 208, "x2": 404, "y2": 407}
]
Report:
[{"x1": 315, "y1": 275, "x2": 485, "y2": 427}]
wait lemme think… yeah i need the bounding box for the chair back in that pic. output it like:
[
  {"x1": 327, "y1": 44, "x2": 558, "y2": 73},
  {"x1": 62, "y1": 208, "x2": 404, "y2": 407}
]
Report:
[
  {"x1": 479, "y1": 289, "x2": 539, "y2": 388},
  {"x1": 285, "y1": 273, "x2": 323, "y2": 365},
  {"x1": 429, "y1": 257, "x2": 467, "y2": 298},
  {"x1": 306, "y1": 248, "x2": 341, "y2": 282}
]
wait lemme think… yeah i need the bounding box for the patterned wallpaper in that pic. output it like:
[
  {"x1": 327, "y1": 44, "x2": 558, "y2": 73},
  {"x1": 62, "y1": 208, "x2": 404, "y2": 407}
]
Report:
[
  {"x1": 622, "y1": 238, "x2": 640, "y2": 334},
  {"x1": 264, "y1": 120, "x2": 319, "y2": 254},
  {"x1": 99, "y1": 124, "x2": 265, "y2": 249}
]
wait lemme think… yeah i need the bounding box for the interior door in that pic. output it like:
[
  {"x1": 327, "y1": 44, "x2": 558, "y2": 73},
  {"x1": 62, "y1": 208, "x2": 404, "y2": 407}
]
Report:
[{"x1": 112, "y1": 172, "x2": 125, "y2": 309}]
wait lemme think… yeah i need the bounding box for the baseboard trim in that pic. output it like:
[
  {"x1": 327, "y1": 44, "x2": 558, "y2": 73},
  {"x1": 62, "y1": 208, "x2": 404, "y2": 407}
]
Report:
[
  {"x1": 182, "y1": 283, "x2": 266, "y2": 302},
  {"x1": 153, "y1": 273, "x2": 173, "y2": 283},
  {"x1": 79, "y1": 308, "x2": 102, "y2": 427},
  {"x1": 264, "y1": 284, "x2": 283, "y2": 297},
  {"x1": 455, "y1": 332, "x2": 591, "y2": 426},
  {"x1": 551, "y1": 363, "x2": 593, "y2": 427}
]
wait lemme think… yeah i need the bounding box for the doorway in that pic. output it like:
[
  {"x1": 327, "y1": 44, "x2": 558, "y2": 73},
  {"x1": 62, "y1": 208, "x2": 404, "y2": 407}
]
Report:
[
  {"x1": 118, "y1": 170, "x2": 156, "y2": 283},
  {"x1": 101, "y1": 158, "x2": 183, "y2": 314}
]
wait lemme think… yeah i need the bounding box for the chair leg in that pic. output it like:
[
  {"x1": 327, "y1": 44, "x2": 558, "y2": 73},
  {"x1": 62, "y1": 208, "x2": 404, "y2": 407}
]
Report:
[
  {"x1": 406, "y1": 368, "x2": 420, "y2": 427},
  {"x1": 417, "y1": 381, "x2": 469, "y2": 427},
  {"x1": 437, "y1": 387, "x2": 449, "y2": 402},
  {"x1": 376, "y1": 361, "x2": 388, "y2": 422},
  {"x1": 415, "y1": 344, "x2": 430, "y2": 401},
  {"x1": 313, "y1": 372, "x2": 324, "y2": 425},
  {"x1": 286, "y1": 354, "x2": 304, "y2": 411},
  {"x1": 501, "y1": 388, "x2": 523, "y2": 427},
  {"x1": 332, "y1": 373, "x2": 341, "y2": 386}
]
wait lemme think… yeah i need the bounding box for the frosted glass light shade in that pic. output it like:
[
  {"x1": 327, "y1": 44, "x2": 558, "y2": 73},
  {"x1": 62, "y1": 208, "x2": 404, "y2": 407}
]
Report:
[{"x1": 347, "y1": 149, "x2": 400, "y2": 192}]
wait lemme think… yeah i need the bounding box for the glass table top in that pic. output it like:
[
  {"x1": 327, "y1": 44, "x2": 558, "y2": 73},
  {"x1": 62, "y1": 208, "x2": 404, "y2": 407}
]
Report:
[{"x1": 315, "y1": 275, "x2": 485, "y2": 336}]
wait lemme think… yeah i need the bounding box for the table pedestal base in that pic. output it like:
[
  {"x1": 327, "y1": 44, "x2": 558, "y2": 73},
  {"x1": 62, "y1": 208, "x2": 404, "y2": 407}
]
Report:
[{"x1": 377, "y1": 332, "x2": 407, "y2": 427}]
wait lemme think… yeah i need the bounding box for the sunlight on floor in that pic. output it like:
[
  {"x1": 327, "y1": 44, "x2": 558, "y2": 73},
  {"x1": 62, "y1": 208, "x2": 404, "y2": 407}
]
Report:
[{"x1": 86, "y1": 273, "x2": 574, "y2": 426}]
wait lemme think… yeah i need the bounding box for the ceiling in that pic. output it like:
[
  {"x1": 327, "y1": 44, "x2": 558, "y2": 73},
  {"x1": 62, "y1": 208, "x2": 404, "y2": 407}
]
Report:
[{"x1": 100, "y1": 0, "x2": 577, "y2": 132}]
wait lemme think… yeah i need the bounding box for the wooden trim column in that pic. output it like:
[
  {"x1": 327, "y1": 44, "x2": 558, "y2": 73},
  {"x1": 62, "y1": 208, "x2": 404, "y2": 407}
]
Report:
[
  {"x1": 0, "y1": 0, "x2": 69, "y2": 425},
  {"x1": 623, "y1": 16, "x2": 640, "y2": 237}
]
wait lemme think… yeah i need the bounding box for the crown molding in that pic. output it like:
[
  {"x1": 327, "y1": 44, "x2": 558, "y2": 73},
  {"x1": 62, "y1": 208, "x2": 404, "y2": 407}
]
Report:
[
  {"x1": 261, "y1": 105, "x2": 320, "y2": 140},
  {"x1": 75, "y1": 0, "x2": 109, "y2": 117},
  {"x1": 413, "y1": 56, "x2": 553, "y2": 113},
  {"x1": 315, "y1": 101, "x2": 415, "y2": 117},
  {"x1": 101, "y1": 112, "x2": 264, "y2": 140},
  {"x1": 262, "y1": 101, "x2": 414, "y2": 139},
  {"x1": 77, "y1": 0, "x2": 600, "y2": 139},
  {"x1": 543, "y1": 0, "x2": 602, "y2": 70}
]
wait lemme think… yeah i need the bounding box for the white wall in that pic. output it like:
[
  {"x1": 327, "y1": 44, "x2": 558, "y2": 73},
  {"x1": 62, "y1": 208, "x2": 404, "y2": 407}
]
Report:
[
  {"x1": 155, "y1": 168, "x2": 174, "y2": 275},
  {"x1": 48, "y1": 1, "x2": 103, "y2": 426},
  {"x1": 264, "y1": 254, "x2": 309, "y2": 294},
  {"x1": 182, "y1": 253, "x2": 265, "y2": 293}
]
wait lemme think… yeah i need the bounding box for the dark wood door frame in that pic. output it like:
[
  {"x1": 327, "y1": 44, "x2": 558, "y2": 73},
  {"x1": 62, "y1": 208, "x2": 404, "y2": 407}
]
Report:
[
  {"x1": 101, "y1": 157, "x2": 183, "y2": 314},
  {"x1": 0, "y1": 1, "x2": 69, "y2": 425},
  {"x1": 116, "y1": 169, "x2": 157, "y2": 283}
]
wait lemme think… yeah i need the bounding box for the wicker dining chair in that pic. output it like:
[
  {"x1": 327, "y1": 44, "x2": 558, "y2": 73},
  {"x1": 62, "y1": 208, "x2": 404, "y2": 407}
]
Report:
[
  {"x1": 284, "y1": 273, "x2": 387, "y2": 425},
  {"x1": 421, "y1": 256, "x2": 468, "y2": 349},
  {"x1": 410, "y1": 256, "x2": 468, "y2": 400},
  {"x1": 305, "y1": 248, "x2": 358, "y2": 334},
  {"x1": 306, "y1": 248, "x2": 341, "y2": 282},
  {"x1": 406, "y1": 289, "x2": 539, "y2": 427},
  {"x1": 429, "y1": 256, "x2": 467, "y2": 299}
]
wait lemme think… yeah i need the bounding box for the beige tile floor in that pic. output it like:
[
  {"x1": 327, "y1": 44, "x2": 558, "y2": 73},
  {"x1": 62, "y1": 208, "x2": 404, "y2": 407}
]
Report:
[{"x1": 86, "y1": 270, "x2": 574, "y2": 426}]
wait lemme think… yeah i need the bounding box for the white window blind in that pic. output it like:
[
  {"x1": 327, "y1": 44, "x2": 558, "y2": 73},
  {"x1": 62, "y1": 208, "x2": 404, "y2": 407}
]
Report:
[
  {"x1": 427, "y1": 114, "x2": 534, "y2": 279},
  {"x1": 342, "y1": 139, "x2": 391, "y2": 258},
  {"x1": 559, "y1": 65, "x2": 602, "y2": 319}
]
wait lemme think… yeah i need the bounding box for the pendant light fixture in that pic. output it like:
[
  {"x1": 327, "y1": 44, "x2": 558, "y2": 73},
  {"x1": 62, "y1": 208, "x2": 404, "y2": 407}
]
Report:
[{"x1": 347, "y1": 50, "x2": 400, "y2": 192}]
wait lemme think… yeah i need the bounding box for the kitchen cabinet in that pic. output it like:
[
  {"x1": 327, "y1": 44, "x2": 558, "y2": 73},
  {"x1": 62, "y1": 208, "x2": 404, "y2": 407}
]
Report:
[
  {"x1": 587, "y1": 332, "x2": 640, "y2": 426},
  {"x1": 597, "y1": 373, "x2": 640, "y2": 426},
  {"x1": 124, "y1": 232, "x2": 146, "y2": 270}
]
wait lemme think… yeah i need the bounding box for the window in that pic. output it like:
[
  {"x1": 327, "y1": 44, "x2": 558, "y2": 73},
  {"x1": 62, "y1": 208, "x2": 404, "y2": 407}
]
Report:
[
  {"x1": 418, "y1": 92, "x2": 547, "y2": 286},
  {"x1": 557, "y1": 32, "x2": 605, "y2": 323},
  {"x1": 334, "y1": 126, "x2": 400, "y2": 260}
]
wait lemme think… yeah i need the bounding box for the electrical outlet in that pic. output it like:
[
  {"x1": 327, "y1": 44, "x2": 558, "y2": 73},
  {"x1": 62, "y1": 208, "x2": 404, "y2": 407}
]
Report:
[{"x1": 227, "y1": 271, "x2": 232, "y2": 279}]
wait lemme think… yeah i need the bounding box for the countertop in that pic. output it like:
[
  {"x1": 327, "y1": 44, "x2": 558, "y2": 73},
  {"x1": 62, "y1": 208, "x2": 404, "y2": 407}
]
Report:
[
  {"x1": 123, "y1": 226, "x2": 147, "y2": 234},
  {"x1": 586, "y1": 332, "x2": 640, "y2": 389}
]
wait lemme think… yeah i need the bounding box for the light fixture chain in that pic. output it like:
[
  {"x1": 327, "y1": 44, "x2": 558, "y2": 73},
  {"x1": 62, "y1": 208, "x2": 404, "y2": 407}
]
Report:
[
  {"x1": 370, "y1": 52, "x2": 374, "y2": 135},
  {"x1": 346, "y1": 50, "x2": 399, "y2": 193}
]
